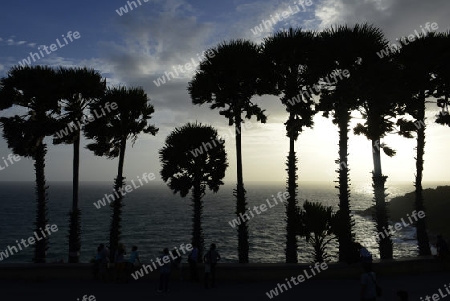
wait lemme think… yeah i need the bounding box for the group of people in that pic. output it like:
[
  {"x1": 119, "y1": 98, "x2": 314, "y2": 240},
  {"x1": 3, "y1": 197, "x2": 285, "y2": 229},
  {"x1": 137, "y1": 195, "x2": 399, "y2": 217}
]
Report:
[
  {"x1": 153, "y1": 243, "x2": 221, "y2": 293},
  {"x1": 93, "y1": 243, "x2": 142, "y2": 283},
  {"x1": 91, "y1": 235, "x2": 448, "y2": 298},
  {"x1": 157, "y1": 248, "x2": 183, "y2": 292},
  {"x1": 92, "y1": 242, "x2": 221, "y2": 293},
  {"x1": 187, "y1": 243, "x2": 221, "y2": 289}
]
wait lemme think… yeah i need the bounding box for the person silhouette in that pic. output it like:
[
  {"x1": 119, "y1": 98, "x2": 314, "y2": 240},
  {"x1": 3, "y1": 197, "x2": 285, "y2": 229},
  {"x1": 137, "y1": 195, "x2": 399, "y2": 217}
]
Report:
[
  {"x1": 204, "y1": 243, "x2": 221, "y2": 288},
  {"x1": 360, "y1": 262, "x2": 377, "y2": 301},
  {"x1": 188, "y1": 244, "x2": 199, "y2": 282},
  {"x1": 93, "y1": 244, "x2": 102, "y2": 279},
  {"x1": 126, "y1": 245, "x2": 141, "y2": 282},
  {"x1": 114, "y1": 243, "x2": 126, "y2": 283},
  {"x1": 436, "y1": 235, "x2": 449, "y2": 258},
  {"x1": 99, "y1": 244, "x2": 110, "y2": 282},
  {"x1": 158, "y1": 248, "x2": 172, "y2": 293},
  {"x1": 357, "y1": 243, "x2": 373, "y2": 263}
]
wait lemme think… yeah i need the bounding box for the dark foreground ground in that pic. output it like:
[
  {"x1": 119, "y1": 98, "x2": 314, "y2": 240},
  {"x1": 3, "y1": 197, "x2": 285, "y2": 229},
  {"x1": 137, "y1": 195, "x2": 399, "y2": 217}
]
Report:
[{"x1": 1, "y1": 271, "x2": 449, "y2": 301}]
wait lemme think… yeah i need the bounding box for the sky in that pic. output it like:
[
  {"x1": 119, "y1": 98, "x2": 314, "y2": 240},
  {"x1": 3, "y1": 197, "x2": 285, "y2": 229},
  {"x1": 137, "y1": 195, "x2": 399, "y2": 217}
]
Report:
[{"x1": 0, "y1": 0, "x2": 449, "y2": 186}]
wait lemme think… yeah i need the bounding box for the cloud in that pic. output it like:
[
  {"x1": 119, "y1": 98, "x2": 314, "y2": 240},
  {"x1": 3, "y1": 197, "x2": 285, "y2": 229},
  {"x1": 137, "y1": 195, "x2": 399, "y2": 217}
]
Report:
[
  {"x1": 313, "y1": 0, "x2": 450, "y2": 40},
  {"x1": 97, "y1": 1, "x2": 217, "y2": 114},
  {"x1": 0, "y1": 36, "x2": 39, "y2": 48},
  {"x1": 4, "y1": 37, "x2": 30, "y2": 46},
  {"x1": 96, "y1": 0, "x2": 294, "y2": 122}
]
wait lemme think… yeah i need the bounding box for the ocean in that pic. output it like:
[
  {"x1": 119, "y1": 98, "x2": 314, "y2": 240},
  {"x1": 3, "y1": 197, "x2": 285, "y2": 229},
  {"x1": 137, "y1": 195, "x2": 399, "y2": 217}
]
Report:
[{"x1": 0, "y1": 181, "x2": 444, "y2": 264}]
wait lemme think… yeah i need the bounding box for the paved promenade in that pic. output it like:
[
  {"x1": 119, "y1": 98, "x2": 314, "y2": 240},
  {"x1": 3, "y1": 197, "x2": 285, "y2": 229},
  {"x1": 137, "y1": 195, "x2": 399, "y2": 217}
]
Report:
[{"x1": 1, "y1": 270, "x2": 449, "y2": 301}]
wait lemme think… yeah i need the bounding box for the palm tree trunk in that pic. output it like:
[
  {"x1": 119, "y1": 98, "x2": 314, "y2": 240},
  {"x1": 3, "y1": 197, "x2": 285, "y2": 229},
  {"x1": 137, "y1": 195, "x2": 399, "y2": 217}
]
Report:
[
  {"x1": 234, "y1": 114, "x2": 249, "y2": 263},
  {"x1": 110, "y1": 138, "x2": 127, "y2": 262},
  {"x1": 415, "y1": 97, "x2": 431, "y2": 255},
  {"x1": 33, "y1": 139, "x2": 48, "y2": 263},
  {"x1": 192, "y1": 174, "x2": 205, "y2": 262},
  {"x1": 286, "y1": 113, "x2": 298, "y2": 263},
  {"x1": 336, "y1": 103, "x2": 354, "y2": 262},
  {"x1": 72, "y1": 131, "x2": 80, "y2": 213},
  {"x1": 314, "y1": 233, "x2": 322, "y2": 263},
  {"x1": 372, "y1": 139, "x2": 382, "y2": 176},
  {"x1": 68, "y1": 131, "x2": 81, "y2": 263},
  {"x1": 371, "y1": 138, "x2": 392, "y2": 259}
]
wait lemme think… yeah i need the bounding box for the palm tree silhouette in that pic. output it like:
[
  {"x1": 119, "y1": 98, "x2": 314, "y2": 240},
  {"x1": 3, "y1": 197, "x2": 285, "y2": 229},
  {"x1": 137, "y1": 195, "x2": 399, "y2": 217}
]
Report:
[
  {"x1": 353, "y1": 54, "x2": 406, "y2": 260},
  {"x1": 84, "y1": 86, "x2": 158, "y2": 261},
  {"x1": 0, "y1": 65, "x2": 61, "y2": 263},
  {"x1": 159, "y1": 122, "x2": 228, "y2": 260},
  {"x1": 54, "y1": 67, "x2": 106, "y2": 263},
  {"x1": 396, "y1": 33, "x2": 446, "y2": 256},
  {"x1": 262, "y1": 28, "x2": 319, "y2": 263},
  {"x1": 297, "y1": 201, "x2": 336, "y2": 263},
  {"x1": 188, "y1": 39, "x2": 271, "y2": 263},
  {"x1": 318, "y1": 24, "x2": 388, "y2": 261}
]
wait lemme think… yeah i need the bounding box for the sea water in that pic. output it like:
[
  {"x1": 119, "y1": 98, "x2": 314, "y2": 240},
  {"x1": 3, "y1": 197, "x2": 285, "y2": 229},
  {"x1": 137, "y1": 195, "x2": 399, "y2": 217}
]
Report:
[{"x1": 0, "y1": 181, "x2": 443, "y2": 263}]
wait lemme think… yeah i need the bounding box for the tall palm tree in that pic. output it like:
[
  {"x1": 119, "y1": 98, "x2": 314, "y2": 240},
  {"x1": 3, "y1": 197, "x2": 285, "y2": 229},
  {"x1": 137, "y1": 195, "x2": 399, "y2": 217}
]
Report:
[
  {"x1": 318, "y1": 24, "x2": 388, "y2": 261},
  {"x1": 319, "y1": 85, "x2": 357, "y2": 263},
  {"x1": 54, "y1": 67, "x2": 106, "y2": 263},
  {"x1": 0, "y1": 65, "x2": 61, "y2": 263},
  {"x1": 397, "y1": 32, "x2": 448, "y2": 255},
  {"x1": 353, "y1": 55, "x2": 406, "y2": 259},
  {"x1": 188, "y1": 39, "x2": 272, "y2": 263},
  {"x1": 262, "y1": 28, "x2": 319, "y2": 263},
  {"x1": 159, "y1": 122, "x2": 228, "y2": 260},
  {"x1": 84, "y1": 86, "x2": 158, "y2": 261}
]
